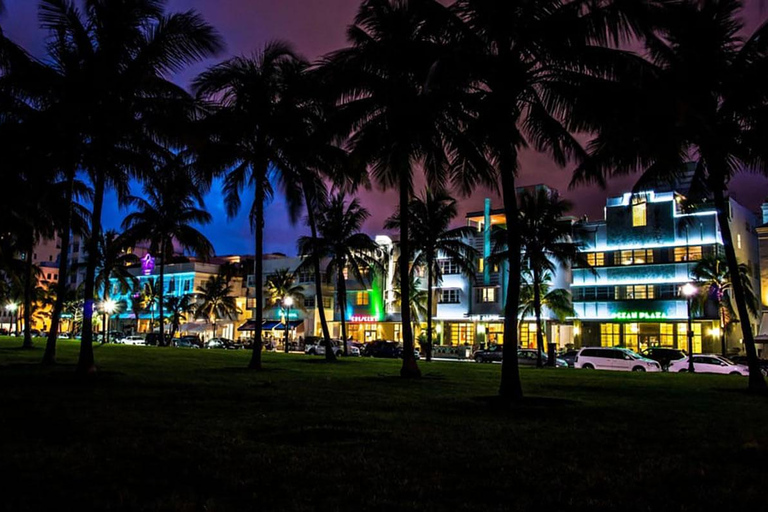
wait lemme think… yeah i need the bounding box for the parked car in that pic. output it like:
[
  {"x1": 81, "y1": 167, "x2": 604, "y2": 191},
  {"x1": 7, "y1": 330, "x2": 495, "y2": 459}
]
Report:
[
  {"x1": 517, "y1": 348, "x2": 568, "y2": 367},
  {"x1": 559, "y1": 350, "x2": 580, "y2": 368},
  {"x1": 305, "y1": 339, "x2": 361, "y2": 357},
  {"x1": 668, "y1": 354, "x2": 749, "y2": 376},
  {"x1": 363, "y1": 340, "x2": 420, "y2": 359},
  {"x1": 640, "y1": 347, "x2": 687, "y2": 371},
  {"x1": 116, "y1": 335, "x2": 146, "y2": 346},
  {"x1": 473, "y1": 344, "x2": 504, "y2": 363},
  {"x1": 206, "y1": 337, "x2": 243, "y2": 350},
  {"x1": 176, "y1": 335, "x2": 201, "y2": 348},
  {"x1": 728, "y1": 355, "x2": 768, "y2": 376},
  {"x1": 575, "y1": 347, "x2": 662, "y2": 372}
]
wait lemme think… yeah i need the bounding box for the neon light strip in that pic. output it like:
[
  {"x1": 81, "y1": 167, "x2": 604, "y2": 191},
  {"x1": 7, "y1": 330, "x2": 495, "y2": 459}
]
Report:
[{"x1": 572, "y1": 278, "x2": 690, "y2": 287}]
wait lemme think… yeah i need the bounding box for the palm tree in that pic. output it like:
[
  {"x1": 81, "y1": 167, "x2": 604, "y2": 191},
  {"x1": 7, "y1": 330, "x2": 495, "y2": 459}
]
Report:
[
  {"x1": 128, "y1": 280, "x2": 148, "y2": 334},
  {"x1": 165, "y1": 294, "x2": 197, "y2": 341},
  {"x1": 517, "y1": 189, "x2": 584, "y2": 367},
  {"x1": 571, "y1": 0, "x2": 768, "y2": 391},
  {"x1": 394, "y1": 274, "x2": 429, "y2": 344},
  {"x1": 194, "y1": 42, "x2": 317, "y2": 370},
  {"x1": 298, "y1": 193, "x2": 381, "y2": 360},
  {"x1": 692, "y1": 254, "x2": 759, "y2": 357},
  {"x1": 143, "y1": 279, "x2": 161, "y2": 334},
  {"x1": 325, "y1": 0, "x2": 492, "y2": 378},
  {"x1": 31, "y1": 0, "x2": 222, "y2": 374},
  {"x1": 519, "y1": 271, "x2": 575, "y2": 359},
  {"x1": 264, "y1": 268, "x2": 306, "y2": 353},
  {"x1": 386, "y1": 189, "x2": 477, "y2": 361},
  {"x1": 123, "y1": 157, "x2": 213, "y2": 346},
  {"x1": 453, "y1": 0, "x2": 642, "y2": 400},
  {"x1": 195, "y1": 275, "x2": 240, "y2": 339},
  {"x1": 93, "y1": 230, "x2": 140, "y2": 305}
]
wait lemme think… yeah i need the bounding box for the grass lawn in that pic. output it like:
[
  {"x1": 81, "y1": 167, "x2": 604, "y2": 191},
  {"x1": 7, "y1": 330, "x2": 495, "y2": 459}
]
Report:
[{"x1": 1, "y1": 337, "x2": 767, "y2": 511}]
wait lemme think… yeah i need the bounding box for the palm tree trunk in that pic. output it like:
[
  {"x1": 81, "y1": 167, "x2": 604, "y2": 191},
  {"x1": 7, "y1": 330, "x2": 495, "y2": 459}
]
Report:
[
  {"x1": 248, "y1": 177, "x2": 265, "y2": 370},
  {"x1": 337, "y1": 266, "x2": 347, "y2": 361},
  {"x1": 158, "y1": 238, "x2": 166, "y2": 346},
  {"x1": 22, "y1": 241, "x2": 34, "y2": 350},
  {"x1": 498, "y1": 160, "x2": 523, "y2": 401},
  {"x1": 398, "y1": 172, "x2": 420, "y2": 379},
  {"x1": 720, "y1": 307, "x2": 726, "y2": 357},
  {"x1": 426, "y1": 257, "x2": 433, "y2": 362},
  {"x1": 43, "y1": 170, "x2": 75, "y2": 364},
  {"x1": 77, "y1": 173, "x2": 105, "y2": 374},
  {"x1": 303, "y1": 182, "x2": 334, "y2": 351},
  {"x1": 711, "y1": 184, "x2": 767, "y2": 392},
  {"x1": 533, "y1": 266, "x2": 544, "y2": 368}
]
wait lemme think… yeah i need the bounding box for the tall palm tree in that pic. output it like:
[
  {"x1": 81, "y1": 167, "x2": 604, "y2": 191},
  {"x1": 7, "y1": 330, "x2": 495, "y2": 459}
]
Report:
[
  {"x1": 298, "y1": 193, "x2": 381, "y2": 360},
  {"x1": 325, "y1": 0, "x2": 492, "y2": 378},
  {"x1": 143, "y1": 279, "x2": 161, "y2": 334},
  {"x1": 518, "y1": 189, "x2": 584, "y2": 367},
  {"x1": 386, "y1": 189, "x2": 477, "y2": 361},
  {"x1": 394, "y1": 273, "x2": 429, "y2": 344},
  {"x1": 519, "y1": 271, "x2": 575, "y2": 359},
  {"x1": 571, "y1": 0, "x2": 768, "y2": 391},
  {"x1": 195, "y1": 275, "x2": 240, "y2": 339},
  {"x1": 123, "y1": 158, "x2": 213, "y2": 346},
  {"x1": 32, "y1": 0, "x2": 222, "y2": 374},
  {"x1": 194, "y1": 41, "x2": 316, "y2": 370},
  {"x1": 453, "y1": 0, "x2": 643, "y2": 400},
  {"x1": 93, "y1": 230, "x2": 140, "y2": 306},
  {"x1": 692, "y1": 254, "x2": 759, "y2": 357},
  {"x1": 264, "y1": 268, "x2": 305, "y2": 353},
  {"x1": 165, "y1": 294, "x2": 197, "y2": 341}
]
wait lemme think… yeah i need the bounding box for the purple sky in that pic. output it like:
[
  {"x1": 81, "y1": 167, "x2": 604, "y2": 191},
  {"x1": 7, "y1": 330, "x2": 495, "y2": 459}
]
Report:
[{"x1": 4, "y1": 0, "x2": 768, "y2": 256}]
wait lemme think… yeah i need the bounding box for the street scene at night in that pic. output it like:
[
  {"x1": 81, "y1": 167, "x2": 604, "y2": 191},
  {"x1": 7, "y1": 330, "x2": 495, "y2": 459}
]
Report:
[{"x1": 1, "y1": 1, "x2": 768, "y2": 510}]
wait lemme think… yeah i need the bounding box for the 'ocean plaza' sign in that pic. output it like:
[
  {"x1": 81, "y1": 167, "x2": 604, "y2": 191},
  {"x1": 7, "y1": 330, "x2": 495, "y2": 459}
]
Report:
[{"x1": 611, "y1": 311, "x2": 668, "y2": 321}]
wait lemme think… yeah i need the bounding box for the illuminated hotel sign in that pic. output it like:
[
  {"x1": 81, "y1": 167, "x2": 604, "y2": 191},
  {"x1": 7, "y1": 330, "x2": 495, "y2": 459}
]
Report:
[
  {"x1": 141, "y1": 254, "x2": 155, "y2": 276},
  {"x1": 349, "y1": 315, "x2": 377, "y2": 323},
  {"x1": 611, "y1": 311, "x2": 668, "y2": 321}
]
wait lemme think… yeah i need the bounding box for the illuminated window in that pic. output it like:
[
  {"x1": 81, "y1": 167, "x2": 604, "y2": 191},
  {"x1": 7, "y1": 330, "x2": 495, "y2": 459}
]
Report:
[
  {"x1": 633, "y1": 249, "x2": 653, "y2": 264},
  {"x1": 620, "y1": 250, "x2": 634, "y2": 265},
  {"x1": 449, "y1": 323, "x2": 473, "y2": 345},
  {"x1": 356, "y1": 292, "x2": 369, "y2": 306},
  {"x1": 519, "y1": 323, "x2": 536, "y2": 349},
  {"x1": 478, "y1": 258, "x2": 484, "y2": 273},
  {"x1": 439, "y1": 259, "x2": 460, "y2": 274},
  {"x1": 677, "y1": 323, "x2": 702, "y2": 353},
  {"x1": 737, "y1": 234, "x2": 742, "y2": 250},
  {"x1": 323, "y1": 297, "x2": 332, "y2": 309},
  {"x1": 674, "y1": 246, "x2": 703, "y2": 262},
  {"x1": 660, "y1": 323, "x2": 674, "y2": 346},
  {"x1": 600, "y1": 323, "x2": 621, "y2": 346},
  {"x1": 475, "y1": 287, "x2": 497, "y2": 303},
  {"x1": 632, "y1": 201, "x2": 647, "y2": 227},
  {"x1": 587, "y1": 253, "x2": 605, "y2": 267},
  {"x1": 624, "y1": 323, "x2": 639, "y2": 351}
]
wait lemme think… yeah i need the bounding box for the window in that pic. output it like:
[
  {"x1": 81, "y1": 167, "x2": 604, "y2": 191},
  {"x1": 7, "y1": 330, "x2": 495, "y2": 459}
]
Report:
[
  {"x1": 304, "y1": 297, "x2": 315, "y2": 308},
  {"x1": 624, "y1": 324, "x2": 639, "y2": 351},
  {"x1": 323, "y1": 297, "x2": 332, "y2": 309},
  {"x1": 449, "y1": 323, "x2": 473, "y2": 346},
  {"x1": 600, "y1": 324, "x2": 621, "y2": 346},
  {"x1": 676, "y1": 323, "x2": 702, "y2": 353},
  {"x1": 674, "y1": 246, "x2": 703, "y2": 262},
  {"x1": 183, "y1": 280, "x2": 191, "y2": 293},
  {"x1": 356, "y1": 291, "x2": 369, "y2": 306},
  {"x1": 615, "y1": 285, "x2": 655, "y2": 300},
  {"x1": 519, "y1": 323, "x2": 536, "y2": 349},
  {"x1": 632, "y1": 200, "x2": 647, "y2": 227},
  {"x1": 439, "y1": 289, "x2": 460, "y2": 304},
  {"x1": 586, "y1": 253, "x2": 605, "y2": 267},
  {"x1": 660, "y1": 323, "x2": 675, "y2": 346},
  {"x1": 737, "y1": 234, "x2": 742, "y2": 250},
  {"x1": 298, "y1": 270, "x2": 314, "y2": 283},
  {"x1": 439, "y1": 259, "x2": 460, "y2": 275},
  {"x1": 475, "y1": 287, "x2": 497, "y2": 303},
  {"x1": 618, "y1": 249, "x2": 653, "y2": 265},
  {"x1": 478, "y1": 258, "x2": 484, "y2": 273}
]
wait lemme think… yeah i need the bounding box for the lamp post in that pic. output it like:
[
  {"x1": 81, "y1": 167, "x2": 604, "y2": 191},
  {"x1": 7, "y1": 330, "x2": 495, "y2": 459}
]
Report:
[
  {"x1": 682, "y1": 283, "x2": 698, "y2": 373},
  {"x1": 102, "y1": 299, "x2": 117, "y2": 344},
  {"x1": 6, "y1": 302, "x2": 18, "y2": 335},
  {"x1": 283, "y1": 296, "x2": 293, "y2": 353}
]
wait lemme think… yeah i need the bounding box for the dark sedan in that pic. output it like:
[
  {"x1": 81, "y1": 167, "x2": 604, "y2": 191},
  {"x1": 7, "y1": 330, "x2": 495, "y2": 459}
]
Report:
[
  {"x1": 729, "y1": 355, "x2": 768, "y2": 376},
  {"x1": 363, "y1": 340, "x2": 420, "y2": 359},
  {"x1": 473, "y1": 344, "x2": 504, "y2": 363},
  {"x1": 639, "y1": 347, "x2": 687, "y2": 371}
]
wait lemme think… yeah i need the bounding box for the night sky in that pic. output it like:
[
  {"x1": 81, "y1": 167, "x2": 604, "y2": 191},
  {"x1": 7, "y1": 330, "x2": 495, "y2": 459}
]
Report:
[{"x1": 4, "y1": 0, "x2": 768, "y2": 256}]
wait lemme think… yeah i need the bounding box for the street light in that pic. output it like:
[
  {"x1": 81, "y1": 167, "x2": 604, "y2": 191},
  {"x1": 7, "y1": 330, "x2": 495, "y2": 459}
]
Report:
[
  {"x1": 102, "y1": 299, "x2": 117, "y2": 344},
  {"x1": 283, "y1": 296, "x2": 294, "y2": 353},
  {"x1": 682, "y1": 283, "x2": 698, "y2": 373}
]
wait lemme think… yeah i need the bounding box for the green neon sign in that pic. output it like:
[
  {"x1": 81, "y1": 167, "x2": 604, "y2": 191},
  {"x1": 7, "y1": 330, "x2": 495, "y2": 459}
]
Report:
[{"x1": 611, "y1": 311, "x2": 668, "y2": 321}]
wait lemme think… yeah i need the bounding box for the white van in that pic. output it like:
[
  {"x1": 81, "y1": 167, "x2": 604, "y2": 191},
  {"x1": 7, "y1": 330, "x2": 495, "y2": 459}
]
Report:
[{"x1": 575, "y1": 347, "x2": 661, "y2": 372}]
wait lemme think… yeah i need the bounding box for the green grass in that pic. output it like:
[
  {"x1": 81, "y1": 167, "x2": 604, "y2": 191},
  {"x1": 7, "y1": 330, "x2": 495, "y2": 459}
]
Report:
[{"x1": 1, "y1": 337, "x2": 767, "y2": 511}]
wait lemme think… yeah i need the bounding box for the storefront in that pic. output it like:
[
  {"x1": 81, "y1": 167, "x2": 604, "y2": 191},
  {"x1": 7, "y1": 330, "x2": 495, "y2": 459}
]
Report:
[{"x1": 575, "y1": 320, "x2": 720, "y2": 353}]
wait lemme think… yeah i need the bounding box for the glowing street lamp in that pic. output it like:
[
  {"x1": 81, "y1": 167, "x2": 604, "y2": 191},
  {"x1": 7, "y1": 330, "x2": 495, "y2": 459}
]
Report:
[
  {"x1": 283, "y1": 296, "x2": 294, "y2": 353},
  {"x1": 5, "y1": 302, "x2": 18, "y2": 335},
  {"x1": 101, "y1": 299, "x2": 117, "y2": 344},
  {"x1": 682, "y1": 283, "x2": 698, "y2": 373}
]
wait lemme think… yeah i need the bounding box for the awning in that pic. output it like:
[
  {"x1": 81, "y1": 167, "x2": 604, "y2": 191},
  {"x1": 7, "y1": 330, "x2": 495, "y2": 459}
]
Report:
[{"x1": 274, "y1": 320, "x2": 303, "y2": 330}]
